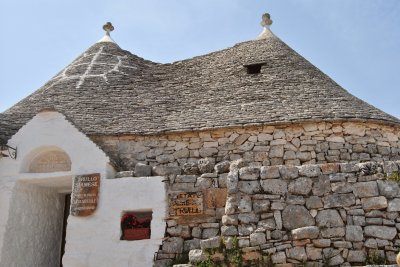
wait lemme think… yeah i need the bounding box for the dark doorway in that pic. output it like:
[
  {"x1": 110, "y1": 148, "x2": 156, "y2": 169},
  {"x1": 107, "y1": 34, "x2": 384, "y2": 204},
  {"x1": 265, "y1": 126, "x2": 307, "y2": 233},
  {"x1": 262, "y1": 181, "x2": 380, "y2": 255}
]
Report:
[{"x1": 60, "y1": 194, "x2": 71, "y2": 267}]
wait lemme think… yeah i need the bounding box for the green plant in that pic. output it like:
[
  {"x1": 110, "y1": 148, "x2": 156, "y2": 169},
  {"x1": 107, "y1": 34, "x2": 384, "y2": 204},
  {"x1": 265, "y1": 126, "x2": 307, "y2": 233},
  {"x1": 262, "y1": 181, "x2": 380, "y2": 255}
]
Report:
[
  {"x1": 195, "y1": 257, "x2": 214, "y2": 267},
  {"x1": 366, "y1": 250, "x2": 387, "y2": 265},
  {"x1": 385, "y1": 171, "x2": 400, "y2": 182}
]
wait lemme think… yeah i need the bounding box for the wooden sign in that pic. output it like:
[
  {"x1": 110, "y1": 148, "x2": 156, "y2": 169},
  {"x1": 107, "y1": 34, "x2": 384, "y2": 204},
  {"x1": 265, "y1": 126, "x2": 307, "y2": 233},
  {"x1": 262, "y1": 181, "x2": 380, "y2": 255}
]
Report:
[
  {"x1": 71, "y1": 173, "x2": 100, "y2": 217},
  {"x1": 205, "y1": 188, "x2": 227, "y2": 208},
  {"x1": 170, "y1": 192, "x2": 203, "y2": 216}
]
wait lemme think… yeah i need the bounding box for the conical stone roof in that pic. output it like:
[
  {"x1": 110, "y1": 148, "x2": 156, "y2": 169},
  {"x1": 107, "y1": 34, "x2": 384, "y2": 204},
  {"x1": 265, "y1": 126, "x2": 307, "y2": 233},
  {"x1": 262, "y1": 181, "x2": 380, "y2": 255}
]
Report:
[{"x1": 1, "y1": 29, "x2": 399, "y2": 142}]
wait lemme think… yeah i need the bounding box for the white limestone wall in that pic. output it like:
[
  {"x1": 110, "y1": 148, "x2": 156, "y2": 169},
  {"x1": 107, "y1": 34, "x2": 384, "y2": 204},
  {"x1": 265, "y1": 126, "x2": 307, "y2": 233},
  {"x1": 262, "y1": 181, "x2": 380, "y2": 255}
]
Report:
[
  {"x1": 0, "y1": 111, "x2": 111, "y2": 265},
  {"x1": 0, "y1": 183, "x2": 64, "y2": 267},
  {"x1": 63, "y1": 176, "x2": 167, "y2": 267}
]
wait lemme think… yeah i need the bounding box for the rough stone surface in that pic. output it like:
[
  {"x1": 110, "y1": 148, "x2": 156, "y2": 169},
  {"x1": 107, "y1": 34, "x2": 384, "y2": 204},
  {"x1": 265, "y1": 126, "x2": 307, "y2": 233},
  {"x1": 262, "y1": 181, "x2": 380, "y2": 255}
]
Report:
[
  {"x1": 353, "y1": 181, "x2": 379, "y2": 198},
  {"x1": 288, "y1": 177, "x2": 313, "y2": 195},
  {"x1": 364, "y1": 226, "x2": 397, "y2": 240},
  {"x1": 316, "y1": 209, "x2": 344, "y2": 227},
  {"x1": 361, "y1": 196, "x2": 388, "y2": 210},
  {"x1": 198, "y1": 158, "x2": 215, "y2": 174},
  {"x1": 377, "y1": 180, "x2": 399, "y2": 198},
  {"x1": 162, "y1": 237, "x2": 184, "y2": 253},
  {"x1": 298, "y1": 165, "x2": 321, "y2": 177},
  {"x1": 286, "y1": 247, "x2": 307, "y2": 262},
  {"x1": 250, "y1": 232, "x2": 266, "y2": 246},
  {"x1": 261, "y1": 179, "x2": 288, "y2": 195},
  {"x1": 189, "y1": 249, "x2": 207, "y2": 263},
  {"x1": 387, "y1": 198, "x2": 400, "y2": 212},
  {"x1": 282, "y1": 205, "x2": 315, "y2": 230},
  {"x1": 346, "y1": 225, "x2": 364, "y2": 242},
  {"x1": 200, "y1": 237, "x2": 221, "y2": 249},
  {"x1": 323, "y1": 194, "x2": 355, "y2": 208},
  {"x1": 291, "y1": 226, "x2": 319, "y2": 240},
  {"x1": 260, "y1": 166, "x2": 280, "y2": 179}
]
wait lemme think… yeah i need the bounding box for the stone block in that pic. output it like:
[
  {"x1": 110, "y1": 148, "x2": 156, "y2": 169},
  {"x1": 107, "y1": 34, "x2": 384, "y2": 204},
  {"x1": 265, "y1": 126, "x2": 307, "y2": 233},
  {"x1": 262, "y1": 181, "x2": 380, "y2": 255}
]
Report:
[
  {"x1": 388, "y1": 198, "x2": 400, "y2": 212},
  {"x1": 238, "y1": 181, "x2": 261, "y2": 194},
  {"x1": 291, "y1": 226, "x2": 320, "y2": 240},
  {"x1": 175, "y1": 175, "x2": 197, "y2": 183},
  {"x1": 258, "y1": 218, "x2": 276, "y2": 230},
  {"x1": 250, "y1": 232, "x2": 266, "y2": 246},
  {"x1": 195, "y1": 177, "x2": 212, "y2": 189},
  {"x1": 153, "y1": 165, "x2": 181, "y2": 176},
  {"x1": 184, "y1": 239, "x2": 201, "y2": 252},
  {"x1": 167, "y1": 226, "x2": 191, "y2": 238},
  {"x1": 345, "y1": 225, "x2": 363, "y2": 242},
  {"x1": 377, "y1": 180, "x2": 400, "y2": 198},
  {"x1": 353, "y1": 181, "x2": 379, "y2": 198},
  {"x1": 238, "y1": 195, "x2": 252, "y2": 213},
  {"x1": 364, "y1": 225, "x2": 397, "y2": 240},
  {"x1": 214, "y1": 160, "x2": 230, "y2": 174},
  {"x1": 323, "y1": 193, "x2": 355, "y2": 208},
  {"x1": 221, "y1": 226, "x2": 238, "y2": 236},
  {"x1": 361, "y1": 196, "x2": 387, "y2": 210},
  {"x1": 282, "y1": 205, "x2": 315, "y2": 230},
  {"x1": 286, "y1": 247, "x2": 307, "y2": 262},
  {"x1": 312, "y1": 176, "x2": 331, "y2": 196},
  {"x1": 320, "y1": 163, "x2": 340, "y2": 174},
  {"x1": 261, "y1": 179, "x2": 288, "y2": 195},
  {"x1": 222, "y1": 215, "x2": 238, "y2": 225},
  {"x1": 239, "y1": 166, "x2": 260, "y2": 180},
  {"x1": 288, "y1": 177, "x2": 313, "y2": 195},
  {"x1": 260, "y1": 166, "x2": 280, "y2": 179},
  {"x1": 200, "y1": 237, "x2": 221, "y2": 249},
  {"x1": 320, "y1": 227, "x2": 345, "y2": 238},
  {"x1": 192, "y1": 227, "x2": 202, "y2": 238},
  {"x1": 312, "y1": 239, "x2": 331, "y2": 248},
  {"x1": 198, "y1": 158, "x2": 215, "y2": 174},
  {"x1": 189, "y1": 249, "x2": 207, "y2": 263},
  {"x1": 202, "y1": 228, "x2": 219, "y2": 239},
  {"x1": 340, "y1": 163, "x2": 359, "y2": 173},
  {"x1": 279, "y1": 166, "x2": 299, "y2": 179},
  {"x1": 271, "y1": 251, "x2": 286, "y2": 264},
  {"x1": 306, "y1": 196, "x2": 323, "y2": 209},
  {"x1": 253, "y1": 199, "x2": 271, "y2": 213},
  {"x1": 226, "y1": 170, "x2": 239, "y2": 193},
  {"x1": 162, "y1": 237, "x2": 184, "y2": 253},
  {"x1": 238, "y1": 213, "x2": 259, "y2": 224},
  {"x1": 299, "y1": 165, "x2": 321, "y2": 177},
  {"x1": 316, "y1": 209, "x2": 344, "y2": 227},
  {"x1": 306, "y1": 247, "x2": 322, "y2": 261}
]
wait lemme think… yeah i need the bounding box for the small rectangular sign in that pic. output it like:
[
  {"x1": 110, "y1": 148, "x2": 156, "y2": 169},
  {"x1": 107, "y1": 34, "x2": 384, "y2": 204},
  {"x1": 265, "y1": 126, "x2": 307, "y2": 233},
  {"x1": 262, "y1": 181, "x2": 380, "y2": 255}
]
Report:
[
  {"x1": 71, "y1": 173, "x2": 100, "y2": 217},
  {"x1": 170, "y1": 192, "x2": 203, "y2": 216}
]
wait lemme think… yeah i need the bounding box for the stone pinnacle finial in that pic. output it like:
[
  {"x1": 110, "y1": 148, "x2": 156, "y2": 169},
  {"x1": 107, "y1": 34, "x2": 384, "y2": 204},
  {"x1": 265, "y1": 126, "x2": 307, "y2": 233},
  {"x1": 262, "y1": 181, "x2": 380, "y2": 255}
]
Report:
[
  {"x1": 103, "y1": 22, "x2": 114, "y2": 36},
  {"x1": 261, "y1": 13, "x2": 273, "y2": 27},
  {"x1": 256, "y1": 12, "x2": 275, "y2": 40}
]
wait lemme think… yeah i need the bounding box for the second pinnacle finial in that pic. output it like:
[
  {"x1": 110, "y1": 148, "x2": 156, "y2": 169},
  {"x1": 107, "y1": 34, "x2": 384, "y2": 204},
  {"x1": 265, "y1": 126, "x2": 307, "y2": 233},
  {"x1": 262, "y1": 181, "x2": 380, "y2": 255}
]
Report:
[
  {"x1": 261, "y1": 13, "x2": 273, "y2": 27},
  {"x1": 103, "y1": 22, "x2": 114, "y2": 36}
]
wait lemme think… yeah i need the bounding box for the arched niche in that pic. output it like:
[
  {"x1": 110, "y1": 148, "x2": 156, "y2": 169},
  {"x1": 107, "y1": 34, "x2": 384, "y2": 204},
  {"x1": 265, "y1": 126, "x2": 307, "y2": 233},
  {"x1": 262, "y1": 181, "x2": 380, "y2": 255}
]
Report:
[{"x1": 26, "y1": 147, "x2": 72, "y2": 173}]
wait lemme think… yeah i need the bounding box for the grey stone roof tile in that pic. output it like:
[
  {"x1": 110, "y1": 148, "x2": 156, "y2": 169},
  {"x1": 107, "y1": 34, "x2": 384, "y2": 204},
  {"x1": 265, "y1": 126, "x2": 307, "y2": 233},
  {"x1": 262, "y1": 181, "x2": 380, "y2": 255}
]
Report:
[{"x1": 1, "y1": 36, "x2": 399, "y2": 142}]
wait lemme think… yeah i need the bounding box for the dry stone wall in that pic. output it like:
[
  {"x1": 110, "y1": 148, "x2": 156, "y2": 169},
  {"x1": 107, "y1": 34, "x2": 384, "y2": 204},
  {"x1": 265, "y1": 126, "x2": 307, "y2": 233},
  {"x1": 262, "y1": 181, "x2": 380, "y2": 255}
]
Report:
[
  {"x1": 99, "y1": 121, "x2": 400, "y2": 266},
  {"x1": 152, "y1": 159, "x2": 400, "y2": 266},
  {"x1": 94, "y1": 122, "x2": 400, "y2": 173}
]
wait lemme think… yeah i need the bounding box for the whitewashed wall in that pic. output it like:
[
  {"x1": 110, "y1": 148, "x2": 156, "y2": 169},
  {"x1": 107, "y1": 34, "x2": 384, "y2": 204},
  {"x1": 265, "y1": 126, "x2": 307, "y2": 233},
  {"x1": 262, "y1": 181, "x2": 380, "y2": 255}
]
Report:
[{"x1": 0, "y1": 111, "x2": 166, "y2": 267}]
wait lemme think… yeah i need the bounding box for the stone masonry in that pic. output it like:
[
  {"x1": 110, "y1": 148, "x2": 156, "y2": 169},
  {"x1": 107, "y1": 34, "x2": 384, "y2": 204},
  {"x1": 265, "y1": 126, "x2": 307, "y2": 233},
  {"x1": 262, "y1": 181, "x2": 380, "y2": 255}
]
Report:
[
  {"x1": 105, "y1": 121, "x2": 400, "y2": 266},
  {"x1": 153, "y1": 159, "x2": 400, "y2": 266},
  {"x1": 95, "y1": 121, "x2": 400, "y2": 172}
]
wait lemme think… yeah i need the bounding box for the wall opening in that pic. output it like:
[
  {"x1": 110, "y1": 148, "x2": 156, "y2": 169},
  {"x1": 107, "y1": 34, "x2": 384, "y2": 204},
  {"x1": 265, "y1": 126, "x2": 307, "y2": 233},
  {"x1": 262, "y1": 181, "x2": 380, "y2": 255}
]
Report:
[
  {"x1": 245, "y1": 63, "x2": 264, "y2": 74},
  {"x1": 120, "y1": 211, "x2": 152, "y2": 241},
  {"x1": 0, "y1": 182, "x2": 68, "y2": 267}
]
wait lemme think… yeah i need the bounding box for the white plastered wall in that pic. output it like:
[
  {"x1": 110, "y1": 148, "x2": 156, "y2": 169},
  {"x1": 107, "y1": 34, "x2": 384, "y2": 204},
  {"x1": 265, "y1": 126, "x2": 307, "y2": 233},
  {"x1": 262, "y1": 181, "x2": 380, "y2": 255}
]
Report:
[{"x1": 0, "y1": 111, "x2": 166, "y2": 267}]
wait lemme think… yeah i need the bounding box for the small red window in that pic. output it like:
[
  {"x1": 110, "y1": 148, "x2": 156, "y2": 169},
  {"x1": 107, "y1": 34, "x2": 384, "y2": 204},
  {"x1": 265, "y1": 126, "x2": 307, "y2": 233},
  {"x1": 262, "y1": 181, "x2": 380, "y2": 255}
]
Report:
[{"x1": 121, "y1": 211, "x2": 152, "y2": 241}]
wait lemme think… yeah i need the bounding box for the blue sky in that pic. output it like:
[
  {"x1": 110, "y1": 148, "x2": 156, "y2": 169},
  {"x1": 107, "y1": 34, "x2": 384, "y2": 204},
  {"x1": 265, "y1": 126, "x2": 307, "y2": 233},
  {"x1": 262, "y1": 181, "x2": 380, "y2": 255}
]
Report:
[{"x1": 0, "y1": 0, "x2": 399, "y2": 118}]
